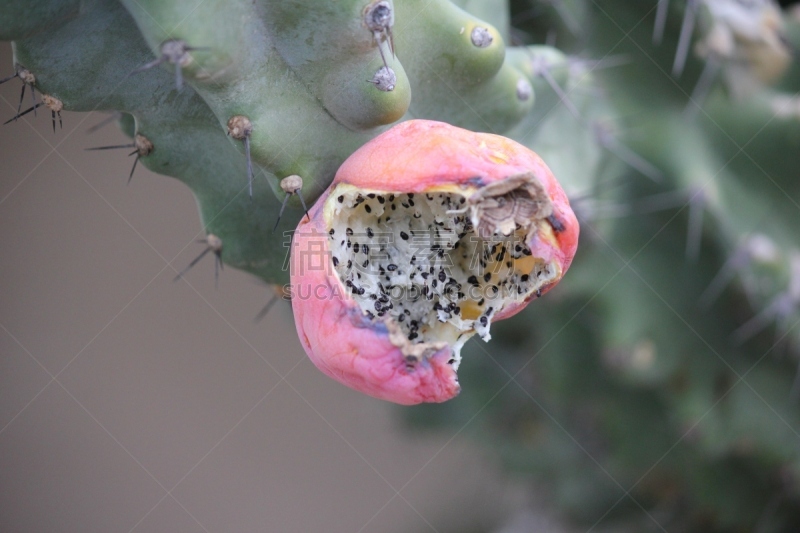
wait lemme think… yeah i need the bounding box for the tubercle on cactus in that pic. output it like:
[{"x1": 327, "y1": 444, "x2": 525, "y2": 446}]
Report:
[{"x1": 290, "y1": 120, "x2": 578, "y2": 404}]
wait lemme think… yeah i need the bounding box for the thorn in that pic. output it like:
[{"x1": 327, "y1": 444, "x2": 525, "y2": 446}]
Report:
[
  {"x1": 672, "y1": 0, "x2": 698, "y2": 77},
  {"x1": 3, "y1": 102, "x2": 43, "y2": 125},
  {"x1": 85, "y1": 143, "x2": 136, "y2": 151},
  {"x1": 593, "y1": 122, "x2": 663, "y2": 182},
  {"x1": 128, "y1": 155, "x2": 139, "y2": 184},
  {"x1": 226, "y1": 115, "x2": 254, "y2": 197},
  {"x1": 17, "y1": 83, "x2": 25, "y2": 117},
  {"x1": 373, "y1": 32, "x2": 390, "y2": 69},
  {"x1": 129, "y1": 39, "x2": 200, "y2": 90},
  {"x1": 0, "y1": 72, "x2": 16, "y2": 84},
  {"x1": 387, "y1": 27, "x2": 395, "y2": 57},
  {"x1": 175, "y1": 61, "x2": 183, "y2": 91},
  {"x1": 86, "y1": 133, "x2": 152, "y2": 183},
  {"x1": 51, "y1": 110, "x2": 62, "y2": 133},
  {"x1": 254, "y1": 293, "x2": 279, "y2": 323},
  {"x1": 733, "y1": 293, "x2": 795, "y2": 344},
  {"x1": 31, "y1": 85, "x2": 37, "y2": 117},
  {"x1": 273, "y1": 175, "x2": 308, "y2": 232},
  {"x1": 549, "y1": 0, "x2": 580, "y2": 37},
  {"x1": 173, "y1": 234, "x2": 223, "y2": 283},
  {"x1": 532, "y1": 57, "x2": 581, "y2": 120},
  {"x1": 365, "y1": 1, "x2": 394, "y2": 65},
  {"x1": 685, "y1": 190, "x2": 705, "y2": 262},
  {"x1": 684, "y1": 56, "x2": 721, "y2": 120},
  {"x1": 87, "y1": 111, "x2": 122, "y2": 134},
  {"x1": 653, "y1": 0, "x2": 669, "y2": 45},
  {"x1": 244, "y1": 136, "x2": 253, "y2": 198}
]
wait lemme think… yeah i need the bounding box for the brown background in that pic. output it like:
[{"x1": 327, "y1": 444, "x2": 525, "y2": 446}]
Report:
[{"x1": 0, "y1": 42, "x2": 554, "y2": 532}]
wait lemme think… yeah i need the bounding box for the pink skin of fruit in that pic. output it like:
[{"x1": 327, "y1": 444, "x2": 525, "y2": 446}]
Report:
[{"x1": 290, "y1": 120, "x2": 578, "y2": 405}]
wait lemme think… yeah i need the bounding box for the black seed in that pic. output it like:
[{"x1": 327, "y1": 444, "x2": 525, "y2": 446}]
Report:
[
  {"x1": 433, "y1": 302, "x2": 442, "y2": 310},
  {"x1": 337, "y1": 195, "x2": 344, "y2": 203},
  {"x1": 367, "y1": 228, "x2": 374, "y2": 238},
  {"x1": 398, "y1": 314, "x2": 405, "y2": 322},
  {"x1": 520, "y1": 274, "x2": 529, "y2": 282},
  {"x1": 366, "y1": 311, "x2": 375, "y2": 319},
  {"x1": 454, "y1": 306, "x2": 461, "y2": 314},
  {"x1": 367, "y1": 193, "x2": 376, "y2": 199},
  {"x1": 329, "y1": 228, "x2": 335, "y2": 235},
  {"x1": 387, "y1": 264, "x2": 398, "y2": 271},
  {"x1": 491, "y1": 286, "x2": 498, "y2": 294},
  {"x1": 385, "y1": 216, "x2": 391, "y2": 222},
  {"x1": 411, "y1": 255, "x2": 416, "y2": 264},
  {"x1": 405, "y1": 309, "x2": 411, "y2": 315},
  {"x1": 346, "y1": 228, "x2": 353, "y2": 236},
  {"x1": 480, "y1": 316, "x2": 488, "y2": 326},
  {"x1": 365, "y1": 204, "x2": 372, "y2": 213},
  {"x1": 523, "y1": 249, "x2": 532, "y2": 256},
  {"x1": 486, "y1": 307, "x2": 494, "y2": 315},
  {"x1": 363, "y1": 260, "x2": 369, "y2": 268},
  {"x1": 363, "y1": 244, "x2": 369, "y2": 254},
  {"x1": 478, "y1": 298, "x2": 484, "y2": 306},
  {"x1": 432, "y1": 280, "x2": 438, "y2": 288},
  {"x1": 515, "y1": 245, "x2": 522, "y2": 252},
  {"x1": 483, "y1": 272, "x2": 492, "y2": 282},
  {"x1": 408, "y1": 332, "x2": 418, "y2": 340},
  {"x1": 421, "y1": 272, "x2": 429, "y2": 279},
  {"x1": 467, "y1": 275, "x2": 479, "y2": 285},
  {"x1": 332, "y1": 257, "x2": 339, "y2": 267},
  {"x1": 374, "y1": 301, "x2": 382, "y2": 311},
  {"x1": 401, "y1": 202, "x2": 409, "y2": 208},
  {"x1": 391, "y1": 204, "x2": 396, "y2": 210},
  {"x1": 408, "y1": 199, "x2": 415, "y2": 207},
  {"x1": 389, "y1": 194, "x2": 395, "y2": 201},
  {"x1": 407, "y1": 193, "x2": 414, "y2": 199},
  {"x1": 353, "y1": 243, "x2": 360, "y2": 253},
  {"x1": 438, "y1": 270, "x2": 446, "y2": 282},
  {"x1": 358, "y1": 287, "x2": 366, "y2": 295},
  {"x1": 506, "y1": 261, "x2": 513, "y2": 268},
  {"x1": 347, "y1": 260, "x2": 352, "y2": 269},
  {"x1": 377, "y1": 196, "x2": 385, "y2": 204},
  {"x1": 400, "y1": 231, "x2": 409, "y2": 240}
]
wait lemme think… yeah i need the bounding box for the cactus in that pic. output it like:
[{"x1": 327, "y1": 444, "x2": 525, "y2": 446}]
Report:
[{"x1": 3, "y1": 0, "x2": 800, "y2": 531}]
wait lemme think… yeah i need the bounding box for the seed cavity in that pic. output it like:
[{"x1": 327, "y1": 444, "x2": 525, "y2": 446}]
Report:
[{"x1": 325, "y1": 177, "x2": 558, "y2": 366}]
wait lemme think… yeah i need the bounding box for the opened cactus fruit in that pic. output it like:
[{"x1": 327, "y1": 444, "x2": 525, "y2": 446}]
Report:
[{"x1": 290, "y1": 120, "x2": 578, "y2": 404}]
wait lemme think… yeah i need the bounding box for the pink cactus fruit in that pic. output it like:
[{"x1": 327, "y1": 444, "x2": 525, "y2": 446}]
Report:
[{"x1": 289, "y1": 120, "x2": 578, "y2": 405}]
